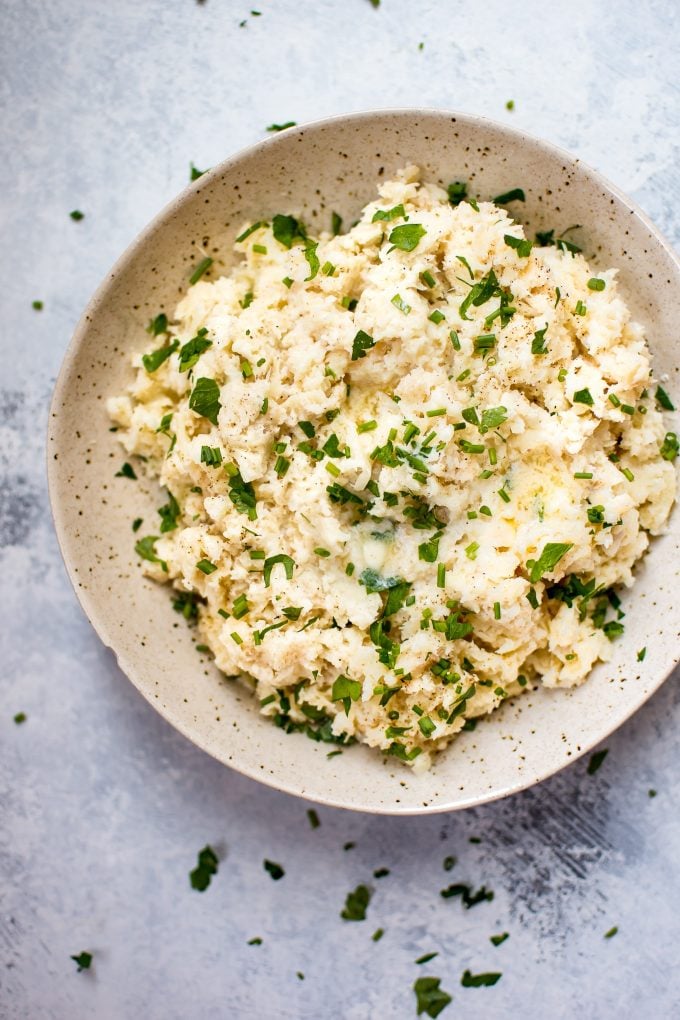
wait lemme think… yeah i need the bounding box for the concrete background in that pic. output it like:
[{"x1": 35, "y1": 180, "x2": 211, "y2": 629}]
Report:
[{"x1": 1, "y1": 1, "x2": 679, "y2": 1017}]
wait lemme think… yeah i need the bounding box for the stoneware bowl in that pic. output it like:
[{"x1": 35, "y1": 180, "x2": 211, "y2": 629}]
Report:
[{"x1": 48, "y1": 109, "x2": 680, "y2": 814}]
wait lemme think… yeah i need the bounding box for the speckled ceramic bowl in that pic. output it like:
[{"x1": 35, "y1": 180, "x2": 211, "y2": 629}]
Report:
[{"x1": 48, "y1": 109, "x2": 680, "y2": 814}]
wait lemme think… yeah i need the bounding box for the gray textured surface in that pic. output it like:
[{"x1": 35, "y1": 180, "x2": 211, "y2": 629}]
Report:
[{"x1": 1, "y1": 1, "x2": 679, "y2": 1017}]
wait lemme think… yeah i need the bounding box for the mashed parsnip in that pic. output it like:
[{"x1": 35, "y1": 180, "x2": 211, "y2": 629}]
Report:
[{"x1": 108, "y1": 166, "x2": 677, "y2": 769}]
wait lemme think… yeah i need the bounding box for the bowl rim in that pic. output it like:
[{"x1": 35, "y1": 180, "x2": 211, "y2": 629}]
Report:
[{"x1": 47, "y1": 106, "x2": 680, "y2": 814}]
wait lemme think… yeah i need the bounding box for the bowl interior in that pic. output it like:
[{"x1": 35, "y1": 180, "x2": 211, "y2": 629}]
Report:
[{"x1": 48, "y1": 110, "x2": 680, "y2": 813}]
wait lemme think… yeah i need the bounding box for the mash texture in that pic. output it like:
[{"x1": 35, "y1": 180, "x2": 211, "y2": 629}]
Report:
[{"x1": 108, "y1": 167, "x2": 676, "y2": 768}]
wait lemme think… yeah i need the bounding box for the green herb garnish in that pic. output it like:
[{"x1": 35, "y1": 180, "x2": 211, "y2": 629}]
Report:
[
  {"x1": 341, "y1": 884, "x2": 371, "y2": 921},
  {"x1": 266, "y1": 121, "x2": 297, "y2": 132},
  {"x1": 142, "y1": 339, "x2": 179, "y2": 373},
  {"x1": 135, "y1": 535, "x2": 167, "y2": 572},
  {"x1": 178, "y1": 328, "x2": 212, "y2": 371},
  {"x1": 351, "y1": 329, "x2": 376, "y2": 361},
  {"x1": 388, "y1": 223, "x2": 426, "y2": 252},
  {"x1": 189, "y1": 257, "x2": 213, "y2": 285},
  {"x1": 527, "y1": 542, "x2": 572, "y2": 583},
  {"x1": 272, "y1": 213, "x2": 306, "y2": 249},
  {"x1": 493, "y1": 188, "x2": 525, "y2": 204},
  {"x1": 115, "y1": 462, "x2": 137, "y2": 480},
  {"x1": 413, "y1": 976, "x2": 452, "y2": 1018},
  {"x1": 655, "y1": 385, "x2": 675, "y2": 411},
  {"x1": 587, "y1": 748, "x2": 608, "y2": 775},
  {"x1": 461, "y1": 969, "x2": 501, "y2": 987},
  {"x1": 189, "y1": 845, "x2": 218, "y2": 891},
  {"x1": 587, "y1": 277, "x2": 606, "y2": 291},
  {"x1": 70, "y1": 951, "x2": 92, "y2": 971},
  {"x1": 332, "y1": 674, "x2": 362, "y2": 714},
  {"x1": 264, "y1": 859, "x2": 285, "y2": 880},
  {"x1": 189, "y1": 377, "x2": 220, "y2": 425},
  {"x1": 504, "y1": 233, "x2": 532, "y2": 257},
  {"x1": 263, "y1": 553, "x2": 295, "y2": 586}
]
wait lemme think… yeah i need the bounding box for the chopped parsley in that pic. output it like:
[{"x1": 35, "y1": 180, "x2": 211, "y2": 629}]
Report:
[
  {"x1": 351, "y1": 329, "x2": 376, "y2": 361},
  {"x1": 332, "y1": 674, "x2": 362, "y2": 714},
  {"x1": 272, "y1": 213, "x2": 306, "y2": 249},
  {"x1": 32, "y1": 299, "x2": 43, "y2": 310},
  {"x1": 332, "y1": 211, "x2": 342, "y2": 235},
  {"x1": 135, "y1": 535, "x2": 167, "y2": 572},
  {"x1": 413, "y1": 976, "x2": 452, "y2": 1018},
  {"x1": 190, "y1": 163, "x2": 206, "y2": 181},
  {"x1": 490, "y1": 932, "x2": 509, "y2": 946},
  {"x1": 69, "y1": 210, "x2": 84, "y2": 221},
  {"x1": 189, "y1": 256, "x2": 213, "y2": 285},
  {"x1": 189, "y1": 377, "x2": 220, "y2": 425},
  {"x1": 493, "y1": 188, "x2": 525, "y2": 204},
  {"x1": 372, "y1": 203, "x2": 406, "y2": 222},
  {"x1": 227, "y1": 468, "x2": 257, "y2": 519},
  {"x1": 341, "y1": 884, "x2": 371, "y2": 921},
  {"x1": 531, "y1": 327, "x2": 548, "y2": 355},
  {"x1": 115, "y1": 462, "x2": 137, "y2": 480},
  {"x1": 504, "y1": 233, "x2": 532, "y2": 257},
  {"x1": 178, "y1": 328, "x2": 212, "y2": 371},
  {"x1": 461, "y1": 969, "x2": 502, "y2": 987},
  {"x1": 527, "y1": 542, "x2": 572, "y2": 583},
  {"x1": 447, "y1": 180, "x2": 467, "y2": 205},
  {"x1": 307, "y1": 809, "x2": 320, "y2": 829},
  {"x1": 388, "y1": 223, "x2": 426, "y2": 252},
  {"x1": 189, "y1": 845, "x2": 218, "y2": 891},
  {"x1": 142, "y1": 338, "x2": 179, "y2": 373},
  {"x1": 459, "y1": 269, "x2": 502, "y2": 320},
  {"x1": 304, "y1": 239, "x2": 320, "y2": 280},
  {"x1": 248, "y1": 937, "x2": 263, "y2": 945},
  {"x1": 158, "y1": 491, "x2": 180, "y2": 532},
  {"x1": 573, "y1": 387, "x2": 594, "y2": 406},
  {"x1": 264, "y1": 859, "x2": 285, "y2": 880},
  {"x1": 70, "y1": 951, "x2": 92, "y2": 971},
  {"x1": 587, "y1": 748, "x2": 608, "y2": 775},
  {"x1": 637, "y1": 647, "x2": 647, "y2": 662},
  {"x1": 13, "y1": 712, "x2": 26, "y2": 724}
]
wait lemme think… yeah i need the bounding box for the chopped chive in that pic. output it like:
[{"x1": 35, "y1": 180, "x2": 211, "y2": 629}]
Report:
[
  {"x1": 282, "y1": 276, "x2": 294, "y2": 288},
  {"x1": 587, "y1": 277, "x2": 606, "y2": 291},
  {"x1": 189, "y1": 256, "x2": 213, "y2": 285},
  {"x1": 391, "y1": 293, "x2": 411, "y2": 315},
  {"x1": 420, "y1": 269, "x2": 436, "y2": 288},
  {"x1": 497, "y1": 487, "x2": 510, "y2": 503},
  {"x1": 621, "y1": 404, "x2": 635, "y2": 415},
  {"x1": 230, "y1": 632, "x2": 243, "y2": 645},
  {"x1": 574, "y1": 299, "x2": 587, "y2": 316},
  {"x1": 608, "y1": 393, "x2": 621, "y2": 407},
  {"x1": 428, "y1": 310, "x2": 445, "y2": 324},
  {"x1": 621, "y1": 467, "x2": 634, "y2": 482},
  {"x1": 493, "y1": 601, "x2": 501, "y2": 619},
  {"x1": 357, "y1": 420, "x2": 378, "y2": 433},
  {"x1": 315, "y1": 547, "x2": 331, "y2": 558},
  {"x1": 196, "y1": 559, "x2": 217, "y2": 575},
  {"x1": 345, "y1": 562, "x2": 355, "y2": 576},
  {"x1": 456, "y1": 368, "x2": 471, "y2": 382},
  {"x1": 253, "y1": 243, "x2": 267, "y2": 254},
  {"x1": 426, "y1": 408, "x2": 446, "y2": 417},
  {"x1": 274, "y1": 455, "x2": 290, "y2": 478},
  {"x1": 437, "y1": 563, "x2": 446, "y2": 588},
  {"x1": 574, "y1": 471, "x2": 593, "y2": 479},
  {"x1": 325, "y1": 462, "x2": 341, "y2": 477},
  {"x1": 655, "y1": 385, "x2": 675, "y2": 411},
  {"x1": 465, "y1": 542, "x2": 479, "y2": 560}
]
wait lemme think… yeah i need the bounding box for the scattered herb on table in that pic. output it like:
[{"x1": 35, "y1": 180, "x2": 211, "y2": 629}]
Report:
[
  {"x1": 490, "y1": 932, "x2": 509, "y2": 946},
  {"x1": 266, "y1": 121, "x2": 297, "y2": 132},
  {"x1": 440, "y1": 883, "x2": 494, "y2": 908},
  {"x1": 415, "y1": 952, "x2": 439, "y2": 965},
  {"x1": 587, "y1": 748, "x2": 608, "y2": 775},
  {"x1": 413, "y1": 976, "x2": 452, "y2": 1017},
  {"x1": 32, "y1": 300, "x2": 43, "y2": 310},
  {"x1": 604, "y1": 926, "x2": 618, "y2": 939},
  {"x1": 69, "y1": 210, "x2": 84, "y2": 221},
  {"x1": 13, "y1": 712, "x2": 26, "y2": 724},
  {"x1": 248, "y1": 937, "x2": 263, "y2": 945},
  {"x1": 70, "y1": 951, "x2": 92, "y2": 972},
  {"x1": 307, "y1": 809, "x2": 320, "y2": 829},
  {"x1": 341, "y1": 884, "x2": 371, "y2": 921},
  {"x1": 189, "y1": 845, "x2": 218, "y2": 891},
  {"x1": 264, "y1": 859, "x2": 285, "y2": 880},
  {"x1": 372, "y1": 928, "x2": 384, "y2": 942},
  {"x1": 461, "y1": 969, "x2": 502, "y2": 987}
]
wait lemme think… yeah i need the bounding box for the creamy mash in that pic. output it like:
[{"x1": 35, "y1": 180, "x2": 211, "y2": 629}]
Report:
[{"x1": 108, "y1": 167, "x2": 677, "y2": 769}]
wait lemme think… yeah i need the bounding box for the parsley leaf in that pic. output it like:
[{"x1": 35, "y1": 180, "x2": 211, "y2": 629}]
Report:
[
  {"x1": 388, "y1": 223, "x2": 426, "y2": 252},
  {"x1": 189, "y1": 845, "x2": 218, "y2": 891},
  {"x1": 227, "y1": 469, "x2": 257, "y2": 519},
  {"x1": 189, "y1": 377, "x2": 220, "y2": 425},
  {"x1": 272, "y1": 214, "x2": 306, "y2": 249},
  {"x1": 69, "y1": 210, "x2": 84, "y2": 221},
  {"x1": 573, "y1": 387, "x2": 594, "y2": 406},
  {"x1": 493, "y1": 188, "x2": 525, "y2": 203},
  {"x1": 479, "y1": 406, "x2": 507, "y2": 433},
  {"x1": 531, "y1": 327, "x2": 548, "y2": 355},
  {"x1": 372, "y1": 204, "x2": 406, "y2": 222},
  {"x1": 527, "y1": 542, "x2": 572, "y2": 583},
  {"x1": 134, "y1": 535, "x2": 168, "y2": 572},
  {"x1": 341, "y1": 883, "x2": 371, "y2": 921},
  {"x1": 142, "y1": 339, "x2": 179, "y2": 373},
  {"x1": 413, "y1": 976, "x2": 452, "y2": 1018},
  {"x1": 304, "y1": 239, "x2": 320, "y2": 280},
  {"x1": 115, "y1": 462, "x2": 137, "y2": 480},
  {"x1": 504, "y1": 233, "x2": 532, "y2": 257},
  {"x1": 178, "y1": 328, "x2": 212, "y2": 372},
  {"x1": 459, "y1": 269, "x2": 501, "y2": 320},
  {"x1": 332, "y1": 674, "x2": 362, "y2": 714},
  {"x1": 490, "y1": 932, "x2": 509, "y2": 946},
  {"x1": 351, "y1": 329, "x2": 376, "y2": 361},
  {"x1": 158, "y1": 491, "x2": 180, "y2": 532},
  {"x1": 147, "y1": 312, "x2": 169, "y2": 336},
  {"x1": 447, "y1": 180, "x2": 467, "y2": 206}
]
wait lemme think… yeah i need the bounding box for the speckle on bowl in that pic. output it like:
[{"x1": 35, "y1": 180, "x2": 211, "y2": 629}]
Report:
[{"x1": 47, "y1": 109, "x2": 680, "y2": 814}]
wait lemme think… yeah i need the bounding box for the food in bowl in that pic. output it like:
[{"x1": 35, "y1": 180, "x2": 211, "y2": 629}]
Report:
[{"x1": 107, "y1": 165, "x2": 677, "y2": 769}]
